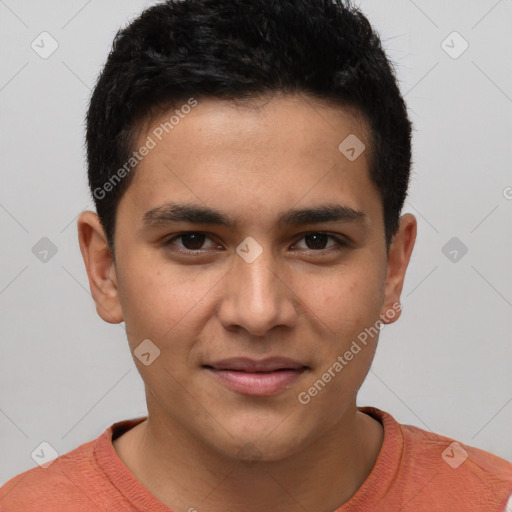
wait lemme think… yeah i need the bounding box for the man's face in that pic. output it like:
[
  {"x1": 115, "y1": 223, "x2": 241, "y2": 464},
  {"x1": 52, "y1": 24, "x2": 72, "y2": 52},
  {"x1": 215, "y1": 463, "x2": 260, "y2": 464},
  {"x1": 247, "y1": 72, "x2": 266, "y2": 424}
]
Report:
[{"x1": 81, "y1": 94, "x2": 414, "y2": 461}]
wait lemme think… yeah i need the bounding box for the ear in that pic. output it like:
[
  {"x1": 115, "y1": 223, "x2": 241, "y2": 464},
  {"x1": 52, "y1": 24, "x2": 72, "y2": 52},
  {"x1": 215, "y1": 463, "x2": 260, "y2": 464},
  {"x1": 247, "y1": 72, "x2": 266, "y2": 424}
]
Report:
[
  {"x1": 77, "y1": 211, "x2": 123, "y2": 324},
  {"x1": 380, "y1": 213, "x2": 417, "y2": 324}
]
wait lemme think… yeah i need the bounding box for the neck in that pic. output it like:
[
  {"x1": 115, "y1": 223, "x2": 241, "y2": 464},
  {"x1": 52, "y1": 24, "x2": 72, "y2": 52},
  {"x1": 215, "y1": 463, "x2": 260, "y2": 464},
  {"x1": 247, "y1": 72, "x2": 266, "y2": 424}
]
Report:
[{"x1": 113, "y1": 406, "x2": 384, "y2": 512}]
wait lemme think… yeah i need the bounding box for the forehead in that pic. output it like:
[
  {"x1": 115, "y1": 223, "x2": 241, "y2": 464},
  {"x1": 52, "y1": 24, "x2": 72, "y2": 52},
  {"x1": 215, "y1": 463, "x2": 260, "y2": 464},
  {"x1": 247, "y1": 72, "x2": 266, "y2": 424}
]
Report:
[
  {"x1": 138, "y1": 94, "x2": 370, "y2": 157},
  {"x1": 121, "y1": 94, "x2": 381, "y2": 230}
]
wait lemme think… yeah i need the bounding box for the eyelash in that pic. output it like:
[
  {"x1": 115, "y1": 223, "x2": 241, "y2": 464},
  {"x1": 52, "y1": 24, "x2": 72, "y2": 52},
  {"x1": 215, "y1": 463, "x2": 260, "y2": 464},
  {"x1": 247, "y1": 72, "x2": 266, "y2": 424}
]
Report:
[{"x1": 161, "y1": 232, "x2": 349, "y2": 255}]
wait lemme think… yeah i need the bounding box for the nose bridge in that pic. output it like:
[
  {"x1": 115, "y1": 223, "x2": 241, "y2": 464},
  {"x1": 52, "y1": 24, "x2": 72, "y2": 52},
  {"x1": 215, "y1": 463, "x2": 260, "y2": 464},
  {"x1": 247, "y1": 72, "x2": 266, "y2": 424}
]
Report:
[
  {"x1": 239, "y1": 250, "x2": 277, "y2": 306},
  {"x1": 219, "y1": 242, "x2": 296, "y2": 335}
]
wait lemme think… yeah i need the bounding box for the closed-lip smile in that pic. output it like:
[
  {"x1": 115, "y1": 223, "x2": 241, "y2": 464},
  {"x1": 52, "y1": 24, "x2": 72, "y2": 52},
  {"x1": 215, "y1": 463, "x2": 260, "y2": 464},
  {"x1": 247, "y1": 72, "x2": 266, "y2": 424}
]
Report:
[{"x1": 203, "y1": 357, "x2": 309, "y2": 396}]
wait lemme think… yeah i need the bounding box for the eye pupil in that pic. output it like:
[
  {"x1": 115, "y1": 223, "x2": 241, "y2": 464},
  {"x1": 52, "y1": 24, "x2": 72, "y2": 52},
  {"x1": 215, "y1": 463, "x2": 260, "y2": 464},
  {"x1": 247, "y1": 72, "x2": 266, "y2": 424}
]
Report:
[
  {"x1": 182, "y1": 233, "x2": 205, "y2": 250},
  {"x1": 305, "y1": 233, "x2": 328, "y2": 250}
]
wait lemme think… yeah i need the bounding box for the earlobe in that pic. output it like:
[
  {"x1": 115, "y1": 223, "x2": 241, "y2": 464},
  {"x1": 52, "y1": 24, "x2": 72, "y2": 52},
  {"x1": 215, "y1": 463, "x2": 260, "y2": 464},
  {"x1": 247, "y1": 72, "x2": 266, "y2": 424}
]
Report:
[
  {"x1": 380, "y1": 213, "x2": 417, "y2": 325},
  {"x1": 77, "y1": 211, "x2": 124, "y2": 324}
]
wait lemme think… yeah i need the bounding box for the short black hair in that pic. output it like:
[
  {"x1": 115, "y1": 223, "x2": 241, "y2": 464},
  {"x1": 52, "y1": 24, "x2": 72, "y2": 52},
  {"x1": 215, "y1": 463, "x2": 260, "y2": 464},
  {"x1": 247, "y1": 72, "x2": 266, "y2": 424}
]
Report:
[{"x1": 86, "y1": 0, "x2": 412, "y2": 253}]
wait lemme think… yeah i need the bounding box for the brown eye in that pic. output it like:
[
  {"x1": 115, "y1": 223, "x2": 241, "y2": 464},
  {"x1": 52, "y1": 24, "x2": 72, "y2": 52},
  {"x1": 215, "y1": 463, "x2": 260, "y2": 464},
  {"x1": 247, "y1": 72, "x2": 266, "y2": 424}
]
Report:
[
  {"x1": 163, "y1": 232, "x2": 219, "y2": 253},
  {"x1": 293, "y1": 232, "x2": 347, "y2": 251},
  {"x1": 304, "y1": 233, "x2": 329, "y2": 250},
  {"x1": 179, "y1": 233, "x2": 206, "y2": 250}
]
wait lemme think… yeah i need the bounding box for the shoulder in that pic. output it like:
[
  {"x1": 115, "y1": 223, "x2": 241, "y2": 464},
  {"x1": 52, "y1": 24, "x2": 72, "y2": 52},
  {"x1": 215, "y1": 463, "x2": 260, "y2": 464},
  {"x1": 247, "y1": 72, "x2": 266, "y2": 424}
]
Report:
[
  {"x1": 400, "y1": 420, "x2": 512, "y2": 476},
  {"x1": 1, "y1": 432, "x2": 108, "y2": 512},
  {"x1": 400, "y1": 419, "x2": 512, "y2": 510},
  {"x1": 361, "y1": 407, "x2": 512, "y2": 511}
]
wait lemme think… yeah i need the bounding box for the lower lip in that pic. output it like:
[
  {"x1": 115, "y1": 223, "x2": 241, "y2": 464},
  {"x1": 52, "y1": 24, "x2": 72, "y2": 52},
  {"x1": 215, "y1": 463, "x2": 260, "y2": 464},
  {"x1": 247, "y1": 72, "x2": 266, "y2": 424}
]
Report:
[{"x1": 206, "y1": 368, "x2": 306, "y2": 396}]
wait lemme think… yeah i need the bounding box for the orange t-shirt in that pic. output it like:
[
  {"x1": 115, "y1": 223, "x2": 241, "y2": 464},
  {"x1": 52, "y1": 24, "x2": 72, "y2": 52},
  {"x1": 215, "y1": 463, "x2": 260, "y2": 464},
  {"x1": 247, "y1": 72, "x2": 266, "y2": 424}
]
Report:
[{"x1": 1, "y1": 407, "x2": 511, "y2": 512}]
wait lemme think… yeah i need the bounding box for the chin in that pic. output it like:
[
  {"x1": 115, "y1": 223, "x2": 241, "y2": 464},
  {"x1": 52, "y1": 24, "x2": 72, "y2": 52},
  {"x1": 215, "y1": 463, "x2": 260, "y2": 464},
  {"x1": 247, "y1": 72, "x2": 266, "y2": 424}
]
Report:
[
  {"x1": 216, "y1": 420, "x2": 315, "y2": 464},
  {"x1": 231, "y1": 438, "x2": 304, "y2": 465}
]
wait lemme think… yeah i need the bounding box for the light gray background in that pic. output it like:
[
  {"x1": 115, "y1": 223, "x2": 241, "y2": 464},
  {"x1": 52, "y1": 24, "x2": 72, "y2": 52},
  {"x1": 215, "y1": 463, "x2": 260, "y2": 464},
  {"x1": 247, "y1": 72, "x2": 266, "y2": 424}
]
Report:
[{"x1": 1, "y1": 0, "x2": 511, "y2": 486}]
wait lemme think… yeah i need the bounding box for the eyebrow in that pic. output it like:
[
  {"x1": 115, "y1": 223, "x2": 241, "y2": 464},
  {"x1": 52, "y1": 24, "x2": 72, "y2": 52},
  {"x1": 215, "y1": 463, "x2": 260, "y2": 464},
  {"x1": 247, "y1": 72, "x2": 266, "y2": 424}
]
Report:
[{"x1": 142, "y1": 202, "x2": 367, "y2": 229}]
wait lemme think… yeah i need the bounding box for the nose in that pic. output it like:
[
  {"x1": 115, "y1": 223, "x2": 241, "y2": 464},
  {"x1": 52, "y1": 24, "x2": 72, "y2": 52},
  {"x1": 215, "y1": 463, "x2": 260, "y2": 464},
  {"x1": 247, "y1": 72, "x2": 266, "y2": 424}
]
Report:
[{"x1": 217, "y1": 245, "x2": 298, "y2": 337}]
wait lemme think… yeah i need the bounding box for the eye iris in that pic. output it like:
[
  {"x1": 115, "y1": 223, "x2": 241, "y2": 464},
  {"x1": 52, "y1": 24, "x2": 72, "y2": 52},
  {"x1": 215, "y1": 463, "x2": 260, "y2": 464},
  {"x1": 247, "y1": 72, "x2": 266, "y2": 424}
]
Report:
[
  {"x1": 305, "y1": 233, "x2": 328, "y2": 250},
  {"x1": 182, "y1": 233, "x2": 205, "y2": 250}
]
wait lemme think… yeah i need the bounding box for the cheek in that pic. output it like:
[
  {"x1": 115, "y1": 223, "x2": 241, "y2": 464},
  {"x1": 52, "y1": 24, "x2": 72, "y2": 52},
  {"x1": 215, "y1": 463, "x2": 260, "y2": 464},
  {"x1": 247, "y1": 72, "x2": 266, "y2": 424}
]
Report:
[
  {"x1": 115, "y1": 253, "x2": 206, "y2": 345},
  {"x1": 303, "y1": 262, "x2": 385, "y2": 340}
]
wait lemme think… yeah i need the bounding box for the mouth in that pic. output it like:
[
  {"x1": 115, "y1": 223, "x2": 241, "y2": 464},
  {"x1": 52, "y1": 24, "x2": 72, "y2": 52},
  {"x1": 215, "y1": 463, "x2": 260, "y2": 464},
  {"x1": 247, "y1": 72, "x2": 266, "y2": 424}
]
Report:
[{"x1": 202, "y1": 357, "x2": 309, "y2": 396}]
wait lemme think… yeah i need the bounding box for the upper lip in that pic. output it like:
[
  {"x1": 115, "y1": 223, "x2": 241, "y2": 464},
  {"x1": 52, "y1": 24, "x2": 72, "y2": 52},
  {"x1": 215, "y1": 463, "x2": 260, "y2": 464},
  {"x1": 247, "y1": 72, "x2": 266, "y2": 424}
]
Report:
[{"x1": 203, "y1": 357, "x2": 309, "y2": 372}]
